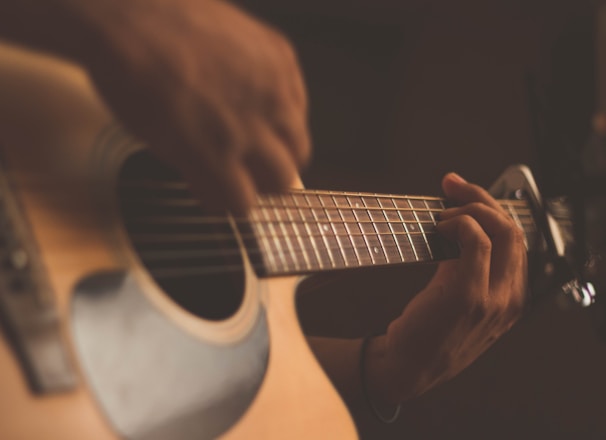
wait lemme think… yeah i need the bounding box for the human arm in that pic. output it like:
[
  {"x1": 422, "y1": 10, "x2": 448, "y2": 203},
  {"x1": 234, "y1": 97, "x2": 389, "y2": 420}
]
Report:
[
  {"x1": 309, "y1": 172, "x2": 527, "y2": 425},
  {"x1": 0, "y1": 0, "x2": 310, "y2": 213},
  {"x1": 0, "y1": 0, "x2": 527, "y2": 428}
]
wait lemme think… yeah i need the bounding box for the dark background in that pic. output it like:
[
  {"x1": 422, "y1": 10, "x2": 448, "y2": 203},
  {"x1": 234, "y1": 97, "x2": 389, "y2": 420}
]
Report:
[{"x1": 235, "y1": 1, "x2": 606, "y2": 438}]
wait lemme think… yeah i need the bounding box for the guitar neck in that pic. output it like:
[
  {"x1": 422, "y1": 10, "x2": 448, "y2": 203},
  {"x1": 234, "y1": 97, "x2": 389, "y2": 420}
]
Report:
[{"x1": 242, "y1": 189, "x2": 539, "y2": 277}]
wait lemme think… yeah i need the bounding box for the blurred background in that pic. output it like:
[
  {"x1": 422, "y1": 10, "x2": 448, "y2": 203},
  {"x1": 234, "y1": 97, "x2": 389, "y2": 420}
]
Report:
[{"x1": 235, "y1": 1, "x2": 606, "y2": 438}]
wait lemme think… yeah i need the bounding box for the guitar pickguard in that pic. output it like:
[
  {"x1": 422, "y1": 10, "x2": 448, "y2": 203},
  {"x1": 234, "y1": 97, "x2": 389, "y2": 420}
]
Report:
[{"x1": 71, "y1": 271, "x2": 269, "y2": 440}]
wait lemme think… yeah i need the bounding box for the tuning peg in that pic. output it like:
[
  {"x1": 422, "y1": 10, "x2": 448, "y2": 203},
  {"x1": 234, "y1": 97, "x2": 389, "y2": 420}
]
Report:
[{"x1": 558, "y1": 279, "x2": 596, "y2": 308}]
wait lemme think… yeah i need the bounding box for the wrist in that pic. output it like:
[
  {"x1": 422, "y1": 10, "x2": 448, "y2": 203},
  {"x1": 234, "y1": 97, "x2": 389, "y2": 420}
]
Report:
[{"x1": 360, "y1": 335, "x2": 402, "y2": 423}]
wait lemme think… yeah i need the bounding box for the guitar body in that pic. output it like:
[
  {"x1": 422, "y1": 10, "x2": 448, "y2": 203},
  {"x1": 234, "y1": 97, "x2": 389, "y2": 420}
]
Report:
[{"x1": 0, "y1": 44, "x2": 357, "y2": 439}]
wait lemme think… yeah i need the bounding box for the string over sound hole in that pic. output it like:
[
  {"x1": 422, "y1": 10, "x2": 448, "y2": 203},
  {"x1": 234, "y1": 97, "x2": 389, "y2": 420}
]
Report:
[{"x1": 117, "y1": 151, "x2": 245, "y2": 321}]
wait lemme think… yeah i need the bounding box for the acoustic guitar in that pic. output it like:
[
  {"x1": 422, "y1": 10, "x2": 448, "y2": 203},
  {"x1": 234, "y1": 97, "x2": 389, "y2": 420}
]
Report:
[{"x1": 0, "y1": 43, "x2": 582, "y2": 439}]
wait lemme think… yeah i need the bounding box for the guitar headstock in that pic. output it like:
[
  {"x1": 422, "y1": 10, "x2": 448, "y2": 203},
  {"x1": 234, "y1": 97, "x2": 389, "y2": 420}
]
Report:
[{"x1": 490, "y1": 165, "x2": 599, "y2": 308}]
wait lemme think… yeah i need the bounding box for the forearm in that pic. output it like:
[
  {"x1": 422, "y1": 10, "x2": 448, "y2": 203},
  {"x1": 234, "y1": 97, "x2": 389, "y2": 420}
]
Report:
[{"x1": 308, "y1": 336, "x2": 406, "y2": 431}]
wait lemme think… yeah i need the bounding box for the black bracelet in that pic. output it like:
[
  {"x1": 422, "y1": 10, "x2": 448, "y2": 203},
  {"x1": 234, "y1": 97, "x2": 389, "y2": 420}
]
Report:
[{"x1": 359, "y1": 336, "x2": 401, "y2": 424}]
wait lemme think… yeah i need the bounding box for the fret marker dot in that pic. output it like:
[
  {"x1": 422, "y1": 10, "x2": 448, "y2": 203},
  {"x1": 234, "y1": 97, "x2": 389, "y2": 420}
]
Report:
[
  {"x1": 323, "y1": 224, "x2": 329, "y2": 231},
  {"x1": 373, "y1": 247, "x2": 379, "y2": 254},
  {"x1": 410, "y1": 225, "x2": 416, "y2": 231},
  {"x1": 355, "y1": 203, "x2": 360, "y2": 208}
]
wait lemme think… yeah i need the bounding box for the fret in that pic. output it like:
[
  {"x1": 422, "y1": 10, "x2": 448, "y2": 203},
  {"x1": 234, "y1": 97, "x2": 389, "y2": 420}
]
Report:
[
  {"x1": 423, "y1": 199, "x2": 439, "y2": 259},
  {"x1": 423, "y1": 199, "x2": 459, "y2": 260},
  {"x1": 389, "y1": 198, "x2": 419, "y2": 261},
  {"x1": 245, "y1": 190, "x2": 536, "y2": 278},
  {"x1": 267, "y1": 203, "x2": 300, "y2": 272},
  {"x1": 277, "y1": 195, "x2": 315, "y2": 270},
  {"x1": 267, "y1": 196, "x2": 307, "y2": 272},
  {"x1": 409, "y1": 199, "x2": 433, "y2": 223},
  {"x1": 348, "y1": 195, "x2": 388, "y2": 265},
  {"x1": 318, "y1": 194, "x2": 356, "y2": 267},
  {"x1": 375, "y1": 197, "x2": 409, "y2": 262},
  {"x1": 282, "y1": 194, "x2": 321, "y2": 270},
  {"x1": 378, "y1": 197, "x2": 416, "y2": 262},
  {"x1": 291, "y1": 193, "x2": 333, "y2": 269},
  {"x1": 339, "y1": 197, "x2": 373, "y2": 265},
  {"x1": 257, "y1": 205, "x2": 295, "y2": 273},
  {"x1": 327, "y1": 195, "x2": 361, "y2": 266},
  {"x1": 249, "y1": 207, "x2": 279, "y2": 273},
  {"x1": 362, "y1": 196, "x2": 402, "y2": 264},
  {"x1": 305, "y1": 194, "x2": 344, "y2": 268},
  {"x1": 424, "y1": 199, "x2": 440, "y2": 225},
  {"x1": 408, "y1": 199, "x2": 434, "y2": 260}
]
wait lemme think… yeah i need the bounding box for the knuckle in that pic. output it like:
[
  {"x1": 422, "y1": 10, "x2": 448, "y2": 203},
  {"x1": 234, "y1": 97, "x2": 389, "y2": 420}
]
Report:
[
  {"x1": 458, "y1": 214, "x2": 476, "y2": 228},
  {"x1": 468, "y1": 202, "x2": 488, "y2": 213},
  {"x1": 466, "y1": 183, "x2": 488, "y2": 200},
  {"x1": 459, "y1": 214, "x2": 492, "y2": 252},
  {"x1": 475, "y1": 233, "x2": 492, "y2": 254}
]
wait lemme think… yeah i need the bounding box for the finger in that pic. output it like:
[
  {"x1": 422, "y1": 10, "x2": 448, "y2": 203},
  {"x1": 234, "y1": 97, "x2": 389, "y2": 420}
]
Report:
[
  {"x1": 271, "y1": 107, "x2": 311, "y2": 169},
  {"x1": 440, "y1": 203, "x2": 527, "y2": 311},
  {"x1": 244, "y1": 122, "x2": 301, "y2": 192},
  {"x1": 178, "y1": 153, "x2": 258, "y2": 216},
  {"x1": 436, "y1": 215, "x2": 491, "y2": 298},
  {"x1": 259, "y1": 65, "x2": 311, "y2": 169},
  {"x1": 267, "y1": 28, "x2": 309, "y2": 111},
  {"x1": 441, "y1": 173, "x2": 507, "y2": 216},
  {"x1": 147, "y1": 103, "x2": 260, "y2": 215}
]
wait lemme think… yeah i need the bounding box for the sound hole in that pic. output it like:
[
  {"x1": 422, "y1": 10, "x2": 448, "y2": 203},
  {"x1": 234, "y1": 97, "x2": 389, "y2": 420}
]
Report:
[{"x1": 117, "y1": 151, "x2": 245, "y2": 321}]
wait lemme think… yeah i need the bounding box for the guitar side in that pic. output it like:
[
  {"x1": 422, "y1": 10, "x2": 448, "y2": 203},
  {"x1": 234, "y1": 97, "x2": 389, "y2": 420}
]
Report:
[{"x1": 0, "y1": 43, "x2": 357, "y2": 439}]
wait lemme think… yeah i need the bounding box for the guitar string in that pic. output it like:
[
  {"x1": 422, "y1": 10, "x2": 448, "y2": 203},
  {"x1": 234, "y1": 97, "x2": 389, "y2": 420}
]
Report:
[
  {"x1": 119, "y1": 196, "x2": 533, "y2": 214},
  {"x1": 124, "y1": 216, "x2": 536, "y2": 227},
  {"x1": 118, "y1": 179, "x2": 533, "y2": 206},
  {"x1": 10, "y1": 179, "x2": 548, "y2": 278},
  {"x1": 129, "y1": 225, "x2": 538, "y2": 244},
  {"x1": 148, "y1": 256, "x2": 459, "y2": 279},
  {"x1": 144, "y1": 230, "x2": 544, "y2": 279},
  {"x1": 126, "y1": 202, "x2": 537, "y2": 275},
  {"x1": 129, "y1": 226, "x2": 539, "y2": 270},
  {"x1": 122, "y1": 180, "x2": 536, "y2": 276},
  {"x1": 136, "y1": 238, "x2": 453, "y2": 278},
  {"x1": 140, "y1": 223, "x2": 542, "y2": 278},
  {"x1": 134, "y1": 240, "x2": 437, "y2": 278},
  {"x1": 119, "y1": 206, "x2": 534, "y2": 225}
]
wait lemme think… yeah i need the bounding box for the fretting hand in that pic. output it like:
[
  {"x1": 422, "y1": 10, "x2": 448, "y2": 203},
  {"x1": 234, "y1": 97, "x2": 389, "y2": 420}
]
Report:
[{"x1": 365, "y1": 172, "x2": 528, "y2": 404}]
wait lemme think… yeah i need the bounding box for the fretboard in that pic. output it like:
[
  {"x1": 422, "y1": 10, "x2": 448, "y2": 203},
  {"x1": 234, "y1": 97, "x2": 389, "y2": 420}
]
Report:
[{"x1": 241, "y1": 189, "x2": 539, "y2": 277}]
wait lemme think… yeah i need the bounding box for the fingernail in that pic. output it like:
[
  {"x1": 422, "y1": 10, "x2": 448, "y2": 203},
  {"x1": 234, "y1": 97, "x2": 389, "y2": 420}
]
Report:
[{"x1": 449, "y1": 172, "x2": 466, "y2": 183}]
